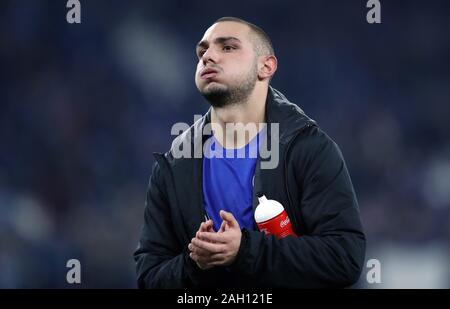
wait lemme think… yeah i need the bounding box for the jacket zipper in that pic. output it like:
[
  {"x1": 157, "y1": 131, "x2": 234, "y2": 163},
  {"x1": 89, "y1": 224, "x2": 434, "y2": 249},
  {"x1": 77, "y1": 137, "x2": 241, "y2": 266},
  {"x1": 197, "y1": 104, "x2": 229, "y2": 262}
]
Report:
[
  {"x1": 153, "y1": 152, "x2": 193, "y2": 243},
  {"x1": 283, "y1": 123, "x2": 312, "y2": 235}
]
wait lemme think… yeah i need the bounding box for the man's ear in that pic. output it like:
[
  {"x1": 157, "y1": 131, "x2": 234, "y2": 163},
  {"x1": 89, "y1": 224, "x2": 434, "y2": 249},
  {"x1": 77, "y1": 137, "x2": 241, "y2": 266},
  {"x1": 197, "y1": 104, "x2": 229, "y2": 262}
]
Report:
[{"x1": 258, "y1": 55, "x2": 277, "y2": 81}]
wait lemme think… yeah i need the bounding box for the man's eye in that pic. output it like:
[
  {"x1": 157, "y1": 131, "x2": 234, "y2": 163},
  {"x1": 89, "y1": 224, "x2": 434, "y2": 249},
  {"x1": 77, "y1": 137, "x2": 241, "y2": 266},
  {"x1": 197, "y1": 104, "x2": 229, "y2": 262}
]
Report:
[
  {"x1": 198, "y1": 50, "x2": 206, "y2": 58},
  {"x1": 223, "y1": 46, "x2": 235, "y2": 52}
]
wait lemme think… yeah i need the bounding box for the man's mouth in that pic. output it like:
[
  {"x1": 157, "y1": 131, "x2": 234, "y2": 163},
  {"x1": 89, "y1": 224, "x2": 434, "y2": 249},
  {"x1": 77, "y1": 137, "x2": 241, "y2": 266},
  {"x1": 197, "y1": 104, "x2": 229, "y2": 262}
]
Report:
[{"x1": 201, "y1": 68, "x2": 219, "y2": 80}]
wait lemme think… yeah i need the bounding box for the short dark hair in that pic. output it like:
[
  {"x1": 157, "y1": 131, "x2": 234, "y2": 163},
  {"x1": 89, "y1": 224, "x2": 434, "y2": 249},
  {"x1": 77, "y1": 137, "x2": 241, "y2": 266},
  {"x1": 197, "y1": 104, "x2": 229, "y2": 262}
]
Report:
[{"x1": 214, "y1": 17, "x2": 275, "y2": 56}]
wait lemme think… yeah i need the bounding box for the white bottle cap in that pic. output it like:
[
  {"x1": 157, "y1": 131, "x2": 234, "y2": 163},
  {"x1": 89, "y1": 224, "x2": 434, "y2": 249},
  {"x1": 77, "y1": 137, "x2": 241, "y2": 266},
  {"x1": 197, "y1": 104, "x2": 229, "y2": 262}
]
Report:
[{"x1": 254, "y1": 195, "x2": 284, "y2": 223}]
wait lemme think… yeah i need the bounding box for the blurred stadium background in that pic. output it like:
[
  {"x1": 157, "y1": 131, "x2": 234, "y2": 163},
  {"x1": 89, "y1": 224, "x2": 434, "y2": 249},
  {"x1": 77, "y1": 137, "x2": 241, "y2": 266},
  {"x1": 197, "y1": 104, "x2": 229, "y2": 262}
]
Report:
[{"x1": 0, "y1": 0, "x2": 449, "y2": 288}]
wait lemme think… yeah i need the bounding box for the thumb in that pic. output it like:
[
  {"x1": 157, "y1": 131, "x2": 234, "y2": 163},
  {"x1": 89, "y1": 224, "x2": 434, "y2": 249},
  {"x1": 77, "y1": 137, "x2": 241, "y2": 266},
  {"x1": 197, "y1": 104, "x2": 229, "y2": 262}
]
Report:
[{"x1": 220, "y1": 210, "x2": 238, "y2": 228}]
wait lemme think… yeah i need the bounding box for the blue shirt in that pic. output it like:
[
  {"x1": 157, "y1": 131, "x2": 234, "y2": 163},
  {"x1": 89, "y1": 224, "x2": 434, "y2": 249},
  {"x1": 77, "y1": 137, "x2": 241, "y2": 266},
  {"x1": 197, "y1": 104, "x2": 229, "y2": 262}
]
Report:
[{"x1": 202, "y1": 127, "x2": 266, "y2": 231}]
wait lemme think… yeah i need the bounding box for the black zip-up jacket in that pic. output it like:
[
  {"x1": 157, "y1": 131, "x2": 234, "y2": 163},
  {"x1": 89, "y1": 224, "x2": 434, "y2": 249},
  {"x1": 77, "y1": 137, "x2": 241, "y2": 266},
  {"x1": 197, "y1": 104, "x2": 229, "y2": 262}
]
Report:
[{"x1": 134, "y1": 87, "x2": 366, "y2": 288}]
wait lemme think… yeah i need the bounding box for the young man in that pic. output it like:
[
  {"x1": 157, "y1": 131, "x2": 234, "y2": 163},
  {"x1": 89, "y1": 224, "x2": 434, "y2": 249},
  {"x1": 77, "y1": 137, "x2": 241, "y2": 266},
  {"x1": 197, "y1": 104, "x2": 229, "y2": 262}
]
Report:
[{"x1": 134, "y1": 17, "x2": 366, "y2": 288}]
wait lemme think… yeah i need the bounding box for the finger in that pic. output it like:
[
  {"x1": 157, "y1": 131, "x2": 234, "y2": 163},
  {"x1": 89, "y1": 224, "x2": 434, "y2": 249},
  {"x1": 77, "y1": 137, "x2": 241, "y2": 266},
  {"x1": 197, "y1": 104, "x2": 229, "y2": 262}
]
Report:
[
  {"x1": 218, "y1": 221, "x2": 227, "y2": 233},
  {"x1": 219, "y1": 210, "x2": 238, "y2": 228},
  {"x1": 199, "y1": 220, "x2": 214, "y2": 232},
  {"x1": 198, "y1": 231, "x2": 228, "y2": 243},
  {"x1": 207, "y1": 222, "x2": 215, "y2": 232},
  {"x1": 204, "y1": 220, "x2": 214, "y2": 232},
  {"x1": 207, "y1": 253, "x2": 231, "y2": 266},
  {"x1": 192, "y1": 238, "x2": 225, "y2": 253},
  {"x1": 189, "y1": 242, "x2": 214, "y2": 257},
  {"x1": 199, "y1": 221, "x2": 206, "y2": 231},
  {"x1": 189, "y1": 252, "x2": 198, "y2": 262},
  {"x1": 209, "y1": 260, "x2": 227, "y2": 266},
  {"x1": 191, "y1": 243, "x2": 225, "y2": 259},
  {"x1": 208, "y1": 253, "x2": 226, "y2": 263},
  {"x1": 198, "y1": 222, "x2": 215, "y2": 242},
  {"x1": 196, "y1": 230, "x2": 205, "y2": 239},
  {"x1": 190, "y1": 252, "x2": 212, "y2": 266},
  {"x1": 189, "y1": 242, "x2": 202, "y2": 254}
]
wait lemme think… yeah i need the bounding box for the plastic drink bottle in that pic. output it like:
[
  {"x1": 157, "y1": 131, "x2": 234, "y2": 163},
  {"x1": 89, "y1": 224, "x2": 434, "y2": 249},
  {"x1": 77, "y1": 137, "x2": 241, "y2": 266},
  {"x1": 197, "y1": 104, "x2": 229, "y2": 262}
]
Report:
[{"x1": 254, "y1": 195, "x2": 297, "y2": 239}]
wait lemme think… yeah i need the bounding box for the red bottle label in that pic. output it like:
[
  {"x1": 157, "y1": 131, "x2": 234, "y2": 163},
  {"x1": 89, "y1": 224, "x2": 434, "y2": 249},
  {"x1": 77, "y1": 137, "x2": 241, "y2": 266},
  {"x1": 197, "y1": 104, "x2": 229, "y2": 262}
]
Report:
[{"x1": 256, "y1": 210, "x2": 297, "y2": 239}]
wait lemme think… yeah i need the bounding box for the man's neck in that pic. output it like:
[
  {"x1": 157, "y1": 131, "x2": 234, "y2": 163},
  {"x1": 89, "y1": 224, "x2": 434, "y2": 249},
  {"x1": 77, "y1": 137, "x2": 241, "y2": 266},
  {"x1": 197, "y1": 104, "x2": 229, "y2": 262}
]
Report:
[{"x1": 210, "y1": 85, "x2": 268, "y2": 149}]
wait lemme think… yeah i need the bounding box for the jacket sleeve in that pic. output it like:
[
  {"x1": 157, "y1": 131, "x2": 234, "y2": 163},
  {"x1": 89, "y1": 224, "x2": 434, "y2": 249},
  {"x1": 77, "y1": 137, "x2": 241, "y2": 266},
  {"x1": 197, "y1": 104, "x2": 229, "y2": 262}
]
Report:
[
  {"x1": 231, "y1": 126, "x2": 366, "y2": 288},
  {"x1": 133, "y1": 160, "x2": 215, "y2": 288}
]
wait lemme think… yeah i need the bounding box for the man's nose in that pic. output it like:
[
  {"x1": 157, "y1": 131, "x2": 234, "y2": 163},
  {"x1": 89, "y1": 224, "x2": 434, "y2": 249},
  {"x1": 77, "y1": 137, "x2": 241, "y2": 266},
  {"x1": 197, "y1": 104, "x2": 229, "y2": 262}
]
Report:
[{"x1": 201, "y1": 47, "x2": 218, "y2": 65}]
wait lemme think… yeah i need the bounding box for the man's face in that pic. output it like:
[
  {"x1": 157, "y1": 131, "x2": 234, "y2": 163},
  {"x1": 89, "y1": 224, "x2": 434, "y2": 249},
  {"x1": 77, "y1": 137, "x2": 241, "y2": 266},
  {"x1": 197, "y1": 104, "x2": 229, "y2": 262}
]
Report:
[{"x1": 195, "y1": 22, "x2": 258, "y2": 107}]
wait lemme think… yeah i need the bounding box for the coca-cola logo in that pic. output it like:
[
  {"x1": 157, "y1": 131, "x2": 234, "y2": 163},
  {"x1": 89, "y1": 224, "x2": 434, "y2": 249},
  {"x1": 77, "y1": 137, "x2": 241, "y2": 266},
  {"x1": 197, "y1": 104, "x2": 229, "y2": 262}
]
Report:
[{"x1": 280, "y1": 217, "x2": 290, "y2": 228}]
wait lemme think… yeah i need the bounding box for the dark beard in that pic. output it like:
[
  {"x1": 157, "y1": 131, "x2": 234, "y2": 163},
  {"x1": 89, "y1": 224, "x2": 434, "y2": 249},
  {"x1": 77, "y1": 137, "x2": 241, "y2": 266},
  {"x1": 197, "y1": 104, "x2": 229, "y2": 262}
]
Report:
[
  {"x1": 202, "y1": 86, "x2": 239, "y2": 108},
  {"x1": 201, "y1": 67, "x2": 257, "y2": 108}
]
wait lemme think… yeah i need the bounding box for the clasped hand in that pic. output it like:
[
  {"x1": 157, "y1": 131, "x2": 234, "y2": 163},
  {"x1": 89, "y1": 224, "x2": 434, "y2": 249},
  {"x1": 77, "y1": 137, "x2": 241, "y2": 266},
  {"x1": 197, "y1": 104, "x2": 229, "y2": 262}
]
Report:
[{"x1": 188, "y1": 210, "x2": 242, "y2": 270}]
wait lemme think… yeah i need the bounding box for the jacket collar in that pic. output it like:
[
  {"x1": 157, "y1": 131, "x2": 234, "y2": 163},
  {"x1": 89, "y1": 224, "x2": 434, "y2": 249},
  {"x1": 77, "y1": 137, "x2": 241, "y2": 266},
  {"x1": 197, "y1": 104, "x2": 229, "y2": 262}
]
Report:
[
  {"x1": 167, "y1": 86, "x2": 316, "y2": 162},
  {"x1": 265, "y1": 86, "x2": 316, "y2": 144}
]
